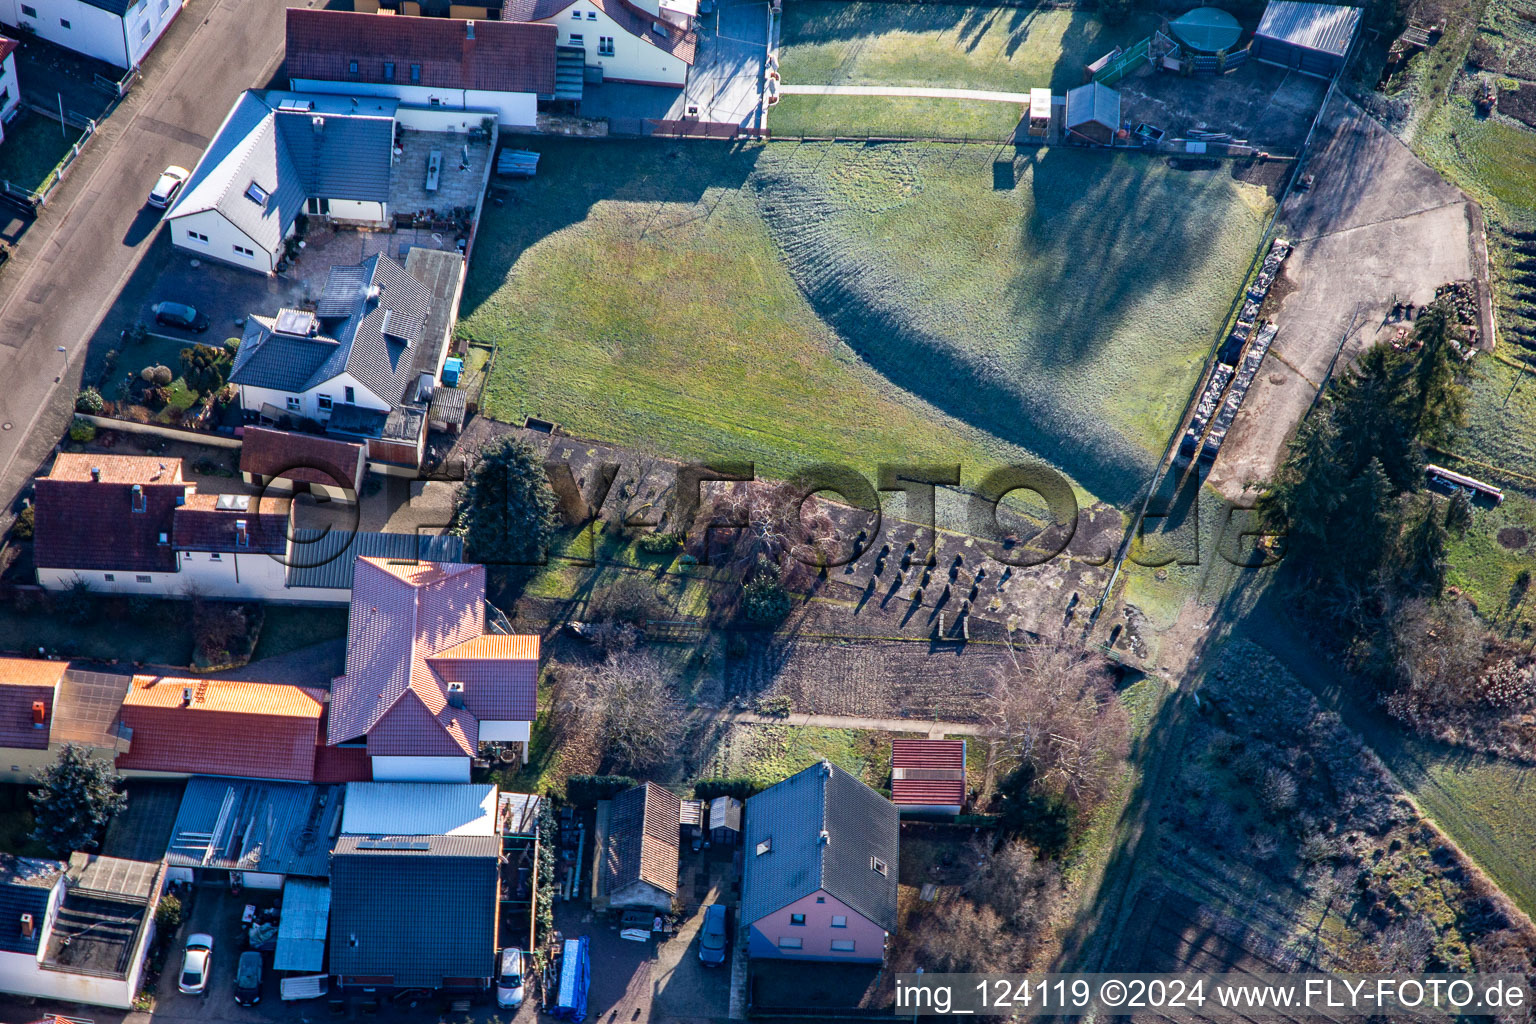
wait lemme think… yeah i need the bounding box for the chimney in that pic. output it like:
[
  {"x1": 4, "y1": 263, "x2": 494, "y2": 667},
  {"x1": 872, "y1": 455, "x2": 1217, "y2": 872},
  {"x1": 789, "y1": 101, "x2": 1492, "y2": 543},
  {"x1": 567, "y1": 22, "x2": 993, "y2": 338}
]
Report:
[
  {"x1": 235, "y1": 519, "x2": 249, "y2": 547},
  {"x1": 181, "y1": 687, "x2": 194, "y2": 707},
  {"x1": 19, "y1": 913, "x2": 33, "y2": 939},
  {"x1": 447, "y1": 682, "x2": 464, "y2": 708},
  {"x1": 818, "y1": 830, "x2": 829, "y2": 846},
  {"x1": 131, "y1": 484, "x2": 145, "y2": 512},
  {"x1": 31, "y1": 701, "x2": 45, "y2": 729},
  {"x1": 90, "y1": 466, "x2": 101, "y2": 482},
  {"x1": 312, "y1": 115, "x2": 325, "y2": 134},
  {"x1": 466, "y1": 19, "x2": 475, "y2": 38}
]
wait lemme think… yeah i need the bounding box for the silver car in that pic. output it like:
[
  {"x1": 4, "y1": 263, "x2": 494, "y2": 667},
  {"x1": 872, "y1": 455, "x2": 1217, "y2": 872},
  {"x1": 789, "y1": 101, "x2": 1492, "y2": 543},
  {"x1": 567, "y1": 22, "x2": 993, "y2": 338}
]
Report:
[
  {"x1": 148, "y1": 165, "x2": 190, "y2": 209},
  {"x1": 178, "y1": 933, "x2": 214, "y2": 995}
]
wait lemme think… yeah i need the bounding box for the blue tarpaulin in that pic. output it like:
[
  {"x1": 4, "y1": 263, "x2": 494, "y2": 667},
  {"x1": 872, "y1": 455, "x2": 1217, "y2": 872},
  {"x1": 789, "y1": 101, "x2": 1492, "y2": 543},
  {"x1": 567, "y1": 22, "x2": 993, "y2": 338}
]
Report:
[{"x1": 552, "y1": 936, "x2": 590, "y2": 1021}]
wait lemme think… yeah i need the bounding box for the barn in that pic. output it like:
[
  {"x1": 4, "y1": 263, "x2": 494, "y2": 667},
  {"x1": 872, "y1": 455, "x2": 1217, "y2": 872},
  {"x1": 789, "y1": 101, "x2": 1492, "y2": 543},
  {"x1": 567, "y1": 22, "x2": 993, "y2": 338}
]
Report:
[
  {"x1": 1250, "y1": 1, "x2": 1362, "y2": 77},
  {"x1": 1065, "y1": 82, "x2": 1121, "y2": 145}
]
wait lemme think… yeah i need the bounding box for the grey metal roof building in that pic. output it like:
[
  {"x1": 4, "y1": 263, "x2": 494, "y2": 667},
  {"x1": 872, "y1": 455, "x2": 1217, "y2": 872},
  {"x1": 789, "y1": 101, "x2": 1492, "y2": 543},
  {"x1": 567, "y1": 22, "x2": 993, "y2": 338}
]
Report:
[
  {"x1": 284, "y1": 529, "x2": 465, "y2": 591},
  {"x1": 1065, "y1": 82, "x2": 1121, "y2": 145},
  {"x1": 1251, "y1": 1, "x2": 1362, "y2": 76},
  {"x1": 167, "y1": 91, "x2": 396, "y2": 255},
  {"x1": 328, "y1": 834, "x2": 500, "y2": 989},
  {"x1": 743, "y1": 761, "x2": 899, "y2": 934},
  {"x1": 165, "y1": 778, "x2": 344, "y2": 879},
  {"x1": 275, "y1": 878, "x2": 332, "y2": 972}
]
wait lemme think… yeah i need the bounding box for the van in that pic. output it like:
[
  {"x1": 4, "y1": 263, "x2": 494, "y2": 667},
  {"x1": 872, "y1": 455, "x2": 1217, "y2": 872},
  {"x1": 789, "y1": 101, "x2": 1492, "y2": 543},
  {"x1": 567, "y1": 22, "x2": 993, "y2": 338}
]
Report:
[
  {"x1": 496, "y1": 947, "x2": 526, "y2": 1008},
  {"x1": 234, "y1": 950, "x2": 263, "y2": 1006}
]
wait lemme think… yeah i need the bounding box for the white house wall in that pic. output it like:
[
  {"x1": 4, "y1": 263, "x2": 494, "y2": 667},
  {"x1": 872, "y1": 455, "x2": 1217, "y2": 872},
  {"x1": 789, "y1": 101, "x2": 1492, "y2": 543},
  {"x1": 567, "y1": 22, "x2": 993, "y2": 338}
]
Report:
[
  {"x1": 0, "y1": 54, "x2": 21, "y2": 127},
  {"x1": 0, "y1": 0, "x2": 183, "y2": 68},
  {"x1": 237, "y1": 373, "x2": 388, "y2": 424},
  {"x1": 38, "y1": 566, "x2": 185, "y2": 595},
  {"x1": 478, "y1": 721, "x2": 530, "y2": 743},
  {"x1": 174, "y1": 550, "x2": 291, "y2": 601},
  {"x1": 168, "y1": 211, "x2": 278, "y2": 273},
  {"x1": 537, "y1": 4, "x2": 687, "y2": 86},
  {"x1": 293, "y1": 79, "x2": 532, "y2": 129},
  {"x1": 318, "y1": 198, "x2": 387, "y2": 227},
  {"x1": 370, "y1": 755, "x2": 470, "y2": 782}
]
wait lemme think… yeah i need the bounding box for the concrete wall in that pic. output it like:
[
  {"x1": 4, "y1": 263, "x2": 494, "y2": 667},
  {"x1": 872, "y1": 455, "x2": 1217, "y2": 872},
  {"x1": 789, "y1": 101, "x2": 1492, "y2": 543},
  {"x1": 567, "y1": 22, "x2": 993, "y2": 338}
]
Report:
[
  {"x1": 1, "y1": 740, "x2": 121, "y2": 784},
  {"x1": 319, "y1": 197, "x2": 388, "y2": 227},
  {"x1": 169, "y1": 209, "x2": 279, "y2": 273},
  {"x1": 292, "y1": 79, "x2": 532, "y2": 129},
  {"x1": 371, "y1": 754, "x2": 471, "y2": 781},
  {"x1": 748, "y1": 890, "x2": 887, "y2": 963},
  {"x1": 75, "y1": 413, "x2": 243, "y2": 448},
  {"x1": 537, "y1": 3, "x2": 688, "y2": 86}
]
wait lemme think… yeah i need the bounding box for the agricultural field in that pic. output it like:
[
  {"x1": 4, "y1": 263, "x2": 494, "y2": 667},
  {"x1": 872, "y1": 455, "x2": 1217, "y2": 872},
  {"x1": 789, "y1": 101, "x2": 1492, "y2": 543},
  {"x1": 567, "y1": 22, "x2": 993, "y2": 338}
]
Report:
[
  {"x1": 778, "y1": 4, "x2": 1159, "y2": 94},
  {"x1": 461, "y1": 138, "x2": 1271, "y2": 511}
]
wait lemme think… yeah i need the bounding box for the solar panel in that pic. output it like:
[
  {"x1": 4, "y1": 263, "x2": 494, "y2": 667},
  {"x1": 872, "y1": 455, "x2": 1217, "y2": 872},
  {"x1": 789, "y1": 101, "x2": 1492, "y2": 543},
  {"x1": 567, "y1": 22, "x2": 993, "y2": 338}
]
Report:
[{"x1": 274, "y1": 308, "x2": 317, "y2": 337}]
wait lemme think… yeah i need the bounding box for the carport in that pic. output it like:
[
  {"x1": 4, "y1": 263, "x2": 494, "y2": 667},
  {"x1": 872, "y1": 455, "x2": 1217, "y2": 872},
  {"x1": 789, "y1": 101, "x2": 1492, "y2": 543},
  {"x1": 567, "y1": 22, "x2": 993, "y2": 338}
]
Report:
[{"x1": 275, "y1": 878, "x2": 332, "y2": 973}]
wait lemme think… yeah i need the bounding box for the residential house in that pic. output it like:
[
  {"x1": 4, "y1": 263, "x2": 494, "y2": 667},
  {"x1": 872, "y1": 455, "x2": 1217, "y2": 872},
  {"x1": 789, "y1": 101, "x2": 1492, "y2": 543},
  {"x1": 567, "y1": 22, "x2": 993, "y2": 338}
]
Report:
[
  {"x1": 230, "y1": 251, "x2": 466, "y2": 471},
  {"x1": 285, "y1": 9, "x2": 557, "y2": 129},
  {"x1": 742, "y1": 761, "x2": 898, "y2": 963},
  {"x1": 115, "y1": 676, "x2": 326, "y2": 782},
  {"x1": 0, "y1": 853, "x2": 166, "y2": 1009},
  {"x1": 328, "y1": 832, "x2": 499, "y2": 992},
  {"x1": 164, "y1": 777, "x2": 343, "y2": 888},
  {"x1": 32, "y1": 454, "x2": 293, "y2": 600},
  {"x1": 596, "y1": 782, "x2": 679, "y2": 913},
  {"x1": 889, "y1": 738, "x2": 966, "y2": 816},
  {"x1": 164, "y1": 90, "x2": 397, "y2": 273},
  {"x1": 239, "y1": 426, "x2": 366, "y2": 503},
  {"x1": 0, "y1": 35, "x2": 20, "y2": 145},
  {"x1": 0, "y1": 662, "x2": 133, "y2": 782},
  {"x1": 326, "y1": 558, "x2": 540, "y2": 781},
  {"x1": 0, "y1": 0, "x2": 184, "y2": 69}
]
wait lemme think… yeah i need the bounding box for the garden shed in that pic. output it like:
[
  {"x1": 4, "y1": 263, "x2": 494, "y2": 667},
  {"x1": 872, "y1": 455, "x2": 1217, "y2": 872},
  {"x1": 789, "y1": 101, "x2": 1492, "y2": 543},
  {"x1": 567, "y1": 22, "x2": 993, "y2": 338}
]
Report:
[
  {"x1": 1065, "y1": 82, "x2": 1121, "y2": 145},
  {"x1": 1251, "y1": 1, "x2": 1362, "y2": 77}
]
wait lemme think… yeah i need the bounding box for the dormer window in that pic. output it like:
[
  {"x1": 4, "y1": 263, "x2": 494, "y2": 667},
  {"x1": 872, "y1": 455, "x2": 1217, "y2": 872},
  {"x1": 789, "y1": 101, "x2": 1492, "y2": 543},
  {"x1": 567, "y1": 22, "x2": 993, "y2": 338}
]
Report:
[
  {"x1": 244, "y1": 182, "x2": 268, "y2": 206},
  {"x1": 870, "y1": 856, "x2": 887, "y2": 876}
]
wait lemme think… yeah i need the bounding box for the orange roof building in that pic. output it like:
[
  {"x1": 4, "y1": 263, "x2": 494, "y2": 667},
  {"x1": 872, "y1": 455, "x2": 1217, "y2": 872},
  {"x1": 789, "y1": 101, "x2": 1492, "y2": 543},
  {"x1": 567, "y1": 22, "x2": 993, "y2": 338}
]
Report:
[{"x1": 890, "y1": 739, "x2": 967, "y2": 815}]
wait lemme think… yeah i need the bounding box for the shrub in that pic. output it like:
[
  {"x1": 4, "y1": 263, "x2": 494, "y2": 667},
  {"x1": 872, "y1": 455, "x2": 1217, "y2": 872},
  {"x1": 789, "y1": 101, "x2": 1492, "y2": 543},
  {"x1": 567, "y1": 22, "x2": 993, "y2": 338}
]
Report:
[
  {"x1": 57, "y1": 578, "x2": 95, "y2": 626},
  {"x1": 180, "y1": 344, "x2": 227, "y2": 394},
  {"x1": 12, "y1": 505, "x2": 34, "y2": 541},
  {"x1": 124, "y1": 405, "x2": 152, "y2": 424},
  {"x1": 153, "y1": 365, "x2": 173, "y2": 386},
  {"x1": 68, "y1": 419, "x2": 97, "y2": 444},
  {"x1": 75, "y1": 387, "x2": 104, "y2": 415},
  {"x1": 753, "y1": 694, "x2": 793, "y2": 717},
  {"x1": 591, "y1": 574, "x2": 665, "y2": 625},
  {"x1": 636, "y1": 532, "x2": 681, "y2": 555},
  {"x1": 123, "y1": 323, "x2": 147, "y2": 347},
  {"x1": 741, "y1": 558, "x2": 790, "y2": 624},
  {"x1": 155, "y1": 894, "x2": 183, "y2": 933},
  {"x1": 140, "y1": 366, "x2": 156, "y2": 383},
  {"x1": 565, "y1": 774, "x2": 636, "y2": 805},
  {"x1": 222, "y1": 336, "x2": 241, "y2": 355},
  {"x1": 692, "y1": 777, "x2": 762, "y2": 802}
]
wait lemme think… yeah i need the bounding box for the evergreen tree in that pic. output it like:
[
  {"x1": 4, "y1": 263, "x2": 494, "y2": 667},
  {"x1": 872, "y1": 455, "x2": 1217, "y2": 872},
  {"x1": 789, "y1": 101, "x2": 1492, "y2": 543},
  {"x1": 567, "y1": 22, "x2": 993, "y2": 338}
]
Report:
[
  {"x1": 1444, "y1": 487, "x2": 1474, "y2": 538},
  {"x1": 29, "y1": 745, "x2": 127, "y2": 857},
  {"x1": 453, "y1": 436, "x2": 560, "y2": 575}
]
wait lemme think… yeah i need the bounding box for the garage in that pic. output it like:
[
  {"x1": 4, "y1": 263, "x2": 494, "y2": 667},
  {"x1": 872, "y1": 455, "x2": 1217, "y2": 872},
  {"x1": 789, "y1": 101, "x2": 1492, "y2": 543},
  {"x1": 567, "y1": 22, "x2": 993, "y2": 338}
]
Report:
[{"x1": 1250, "y1": 0, "x2": 1364, "y2": 78}]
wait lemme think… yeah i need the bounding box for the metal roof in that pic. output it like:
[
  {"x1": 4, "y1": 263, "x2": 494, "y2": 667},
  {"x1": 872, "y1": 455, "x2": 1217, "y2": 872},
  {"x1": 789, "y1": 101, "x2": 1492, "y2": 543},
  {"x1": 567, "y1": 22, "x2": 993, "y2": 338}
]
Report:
[
  {"x1": 1065, "y1": 82, "x2": 1120, "y2": 130},
  {"x1": 165, "y1": 778, "x2": 343, "y2": 878},
  {"x1": 284, "y1": 529, "x2": 465, "y2": 590},
  {"x1": 341, "y1": 782, "x2": 498, "y2": 836},
  {"x1": 742, "y1": 762, "x2": 899, "y2": 933},
  {"x1": 1255, "y1": 0, "x2": 1362, "y2": 57},
  {"x1": 274, "y1": 878, "x2": 331, "y2": 972}
]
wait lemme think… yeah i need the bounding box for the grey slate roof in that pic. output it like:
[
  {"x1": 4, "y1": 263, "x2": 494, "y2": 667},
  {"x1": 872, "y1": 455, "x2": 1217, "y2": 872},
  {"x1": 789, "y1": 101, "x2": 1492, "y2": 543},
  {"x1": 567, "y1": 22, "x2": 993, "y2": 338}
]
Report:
[
  {"x1": 1255, "y1": 0, "x2": 1362, "y2": 56},
  {"x1": 231, "y1": 255, "x2": 434, "y2": 412},
  {"x1": 742, "y1": 762, "x2": 899, "y2": 934},
  {"x1": 284, "y1": 529, "x2": 465, "y2": 590},
  {"x1": 165, "y1": 778, "x2": 343, "y2": 878},
  {"x1": 329, "y1": 834, "x2": 499, "y2": 987},
  {"x1": 167, "y1": 91, "x2": 395, "y2": 253},
  {"x1": 0, "y1": 855, "x2": 64, "y2": 956}
]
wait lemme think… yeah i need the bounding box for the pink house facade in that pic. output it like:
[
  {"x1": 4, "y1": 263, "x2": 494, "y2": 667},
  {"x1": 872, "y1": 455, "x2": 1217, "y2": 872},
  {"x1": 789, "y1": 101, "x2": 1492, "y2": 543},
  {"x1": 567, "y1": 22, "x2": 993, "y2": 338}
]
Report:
[{"x1": 747, "y1": 888, "x2": 889, "y2": 963}]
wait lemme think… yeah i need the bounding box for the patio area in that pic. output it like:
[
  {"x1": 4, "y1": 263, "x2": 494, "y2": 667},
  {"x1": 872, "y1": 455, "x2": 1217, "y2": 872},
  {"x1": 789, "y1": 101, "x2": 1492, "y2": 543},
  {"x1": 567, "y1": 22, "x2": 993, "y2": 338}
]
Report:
[{"x1": 389, "y1": 127, "x2": 493, "y2": 221}]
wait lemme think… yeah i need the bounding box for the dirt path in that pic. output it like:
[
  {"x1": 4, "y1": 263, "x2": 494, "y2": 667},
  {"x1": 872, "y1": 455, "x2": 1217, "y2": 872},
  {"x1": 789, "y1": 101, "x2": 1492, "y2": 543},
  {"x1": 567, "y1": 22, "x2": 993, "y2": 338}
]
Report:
[
  {"x1": 725, "y1": 709, "x2": 986, "y2": 736},
  {"x1": 777, "y1": 84, "x2": 1032, "y2": 103}
]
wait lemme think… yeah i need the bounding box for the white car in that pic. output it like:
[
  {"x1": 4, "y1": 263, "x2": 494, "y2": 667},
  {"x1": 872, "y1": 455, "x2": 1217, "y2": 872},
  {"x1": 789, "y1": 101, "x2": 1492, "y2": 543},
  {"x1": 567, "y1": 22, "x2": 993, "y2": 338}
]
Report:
[
  {"x1": 495, "y1": 947, "x2": 525, "y2": 1008},
  {"x1": 178, "y1": 933, "x2": 214, "y2": 995},
  {"x1": 148, "y1": 165, "x2": 190, "y2": 209}
]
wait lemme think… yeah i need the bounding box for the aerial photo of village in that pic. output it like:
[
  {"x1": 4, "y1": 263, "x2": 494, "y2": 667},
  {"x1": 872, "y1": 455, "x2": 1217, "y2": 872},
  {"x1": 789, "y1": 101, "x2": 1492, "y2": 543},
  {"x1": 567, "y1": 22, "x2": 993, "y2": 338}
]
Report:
[{"x1": 0, "y1": 0, "x2": 1529, "y2": 1017}]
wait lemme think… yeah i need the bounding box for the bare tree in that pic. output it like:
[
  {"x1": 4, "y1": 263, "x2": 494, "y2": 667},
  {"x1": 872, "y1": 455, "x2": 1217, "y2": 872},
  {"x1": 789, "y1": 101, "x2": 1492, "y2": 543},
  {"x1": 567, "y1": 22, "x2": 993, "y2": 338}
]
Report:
[
  {"x1": 987, "y1": 634, "x2": 1130, "y2": 810},
  {"x1": 695, "y1": 479, "x2": 837, "y2": 581},
  {"x1": 1385, "y1": 597, "x2": 1487, "y2": 719},
  {"x1": 560, "y1": 649, "x2": 684, "y2": 774}
]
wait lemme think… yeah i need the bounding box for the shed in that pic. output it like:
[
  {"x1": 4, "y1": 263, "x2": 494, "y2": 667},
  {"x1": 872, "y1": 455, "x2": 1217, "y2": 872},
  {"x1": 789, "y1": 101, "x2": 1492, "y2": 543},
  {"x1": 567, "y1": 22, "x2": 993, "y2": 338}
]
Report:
[
  {"x1": 1251, "y1": 1, "x2": 1362, "y2": 76},
  {"x1": 1169, "y1": 7, "x2": 1243, "y2": 52},
  {"x1": 1065, "y1": 82, "x2": 1121, "y2": 145},
  {"x1": 708, "y1": 796, "x2": 742, "y2": 845},
  {"x1": 679, "y1": 798, "x2": 704, "y2": 837},
  {"x1": 273, "y1": 879, "x2": 331, "y2": 972},
  {"x1": 890, "y1": 739, "x2": 967, "y2": 815},
  {"x1": 1028, "y1": 88, "x2": 1053, "y2": 136}
]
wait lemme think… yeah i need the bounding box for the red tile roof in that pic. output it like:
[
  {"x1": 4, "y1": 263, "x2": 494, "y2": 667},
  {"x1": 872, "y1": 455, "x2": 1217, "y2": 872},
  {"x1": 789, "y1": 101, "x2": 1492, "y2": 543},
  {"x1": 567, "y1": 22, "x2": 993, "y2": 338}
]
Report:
[
  {"x1": 240, "y1": 427, "x2": 365, "y2": 490},
  {"x1": 33, "y1": 475, "x2": 184, "y2": 573},
  {"x1": 285, "y1": 9, "x2": 558, "y2": 96},
  {"x1": 172, "y1": 494, "x2": 292, "y2": 555},
  {"x1": 116, "y1": 676, "x2": 325, "y2": 782},
  {"x1": 503, "y1": 0, "x2": 696, "y2": 63},
  {"x1": 890, "y1": 739, "x2": 966, "y2": 808},
  {"x1": 365, "y1": 687, "x2": 478, "y2": 757},
  {"x1": 0, "y1": 36, "x2": 18, "y2": 64},
  {"x1": 0, "y1": 660, "x2": 66, "y2": 751},
  {"x1": 47, "y1": 453, "x2": 184, "y2": 484},
  {"x1": 427, "y1": 634, "x2": 539, "y2": 721}
]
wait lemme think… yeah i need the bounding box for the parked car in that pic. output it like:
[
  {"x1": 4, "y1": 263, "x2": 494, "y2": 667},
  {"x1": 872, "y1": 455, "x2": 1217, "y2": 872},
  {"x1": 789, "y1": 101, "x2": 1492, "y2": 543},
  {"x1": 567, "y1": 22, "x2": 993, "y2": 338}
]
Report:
[
  {"x1": 496, "y1": 947, "x2": 526, "y2": 1008},
  {"x1": 152, "y1": 301, "x2": 210, "y2": 333},
  {"x1": 698, "y1": 904, "x2": 728, "y2": 965},
  {"x1": 178, "y1": 933, "x2": 214, "y2": 995},
  {"x1": 234, "y1": 950, "x2": 263, "y2": 1005},
  {"x1": 147, "y1": 165, "x2": 190, "y2": 208}
]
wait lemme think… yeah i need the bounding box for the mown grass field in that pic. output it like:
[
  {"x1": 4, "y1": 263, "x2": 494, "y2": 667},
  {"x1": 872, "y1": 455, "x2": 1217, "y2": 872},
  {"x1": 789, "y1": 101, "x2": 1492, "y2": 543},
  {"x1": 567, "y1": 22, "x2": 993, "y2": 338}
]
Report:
[
  {"x1": 463, "y1": 139, "x2": 1270, "y2": 510},
  {"x1": 769, "y1": 94, "x2": 1025, "y2": 140},
  {"x1": 778, "y1": 4, "x2": 1158, "y2": 94}
]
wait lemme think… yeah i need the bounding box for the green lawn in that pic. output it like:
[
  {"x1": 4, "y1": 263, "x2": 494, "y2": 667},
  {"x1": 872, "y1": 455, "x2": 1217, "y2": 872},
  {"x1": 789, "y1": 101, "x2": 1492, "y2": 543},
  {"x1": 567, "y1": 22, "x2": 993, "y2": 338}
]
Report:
[
  {"x1": 250, "y1": 605, "x2": 349, "y2": 662},
  {"x1": 778, "y1": 4, "x2": 1159, "y2": 93},
  {"x1": 462, "y1": 139, "x2": 1269, "y2": 510},
  {"x1": 770, "y1": 94, "x2": 1025, "y2": 139},
  {"x1": 1445, "y1": 488, "x2": 1536, "y2": 627},
  {"x1": 0, "y1": 111, "x2": 83, "y2": 195}
]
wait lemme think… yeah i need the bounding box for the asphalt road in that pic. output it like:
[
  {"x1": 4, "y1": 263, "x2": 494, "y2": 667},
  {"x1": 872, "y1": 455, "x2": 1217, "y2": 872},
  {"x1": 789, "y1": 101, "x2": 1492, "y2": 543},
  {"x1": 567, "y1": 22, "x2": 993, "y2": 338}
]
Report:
[{"x1": 0, "y1": 0, "x2": 296, "y2": 515}]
